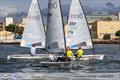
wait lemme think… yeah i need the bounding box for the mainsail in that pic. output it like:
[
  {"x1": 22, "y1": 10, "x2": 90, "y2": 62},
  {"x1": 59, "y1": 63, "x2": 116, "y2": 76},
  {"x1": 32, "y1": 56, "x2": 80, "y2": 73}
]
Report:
[
  {"x1": 46, "y1": 0, "x2": 65, "y2": 52},
  {"x1": 21, "y1": 0, "x2": 45, "y2": 48},
  {"x1": 66, "y1": 0, "x2": 93, "y2": 49}
]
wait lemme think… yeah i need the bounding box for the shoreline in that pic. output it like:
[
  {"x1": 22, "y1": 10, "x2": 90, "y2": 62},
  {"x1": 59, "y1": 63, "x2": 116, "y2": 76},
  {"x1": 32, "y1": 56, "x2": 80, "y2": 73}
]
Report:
[
  {"x1": 0, "y1": 40, "x2": 120, "y2": 44},
  {"x1": 93, "y1": 40, "x2": 120, "y2": 44}
]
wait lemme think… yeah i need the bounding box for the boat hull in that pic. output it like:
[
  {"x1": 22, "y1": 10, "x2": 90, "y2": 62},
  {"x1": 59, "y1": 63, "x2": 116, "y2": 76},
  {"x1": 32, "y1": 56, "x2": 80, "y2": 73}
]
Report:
[
  {"x1": 7, "y1": 54, "x2": 53, "y2": 60},
  {"x1": 7, "y1": 54, "x2": 104, "y2": 61}
]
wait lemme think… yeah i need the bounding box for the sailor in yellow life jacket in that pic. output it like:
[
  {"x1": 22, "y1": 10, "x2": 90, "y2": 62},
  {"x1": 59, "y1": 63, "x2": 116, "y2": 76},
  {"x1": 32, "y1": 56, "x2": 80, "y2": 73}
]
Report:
[
  {"x1": 75, "y1": 47, "x2": 84, "y2": 59},
  {"x1": 65, "y1": 46, "x2": 73, "y2": 62}
]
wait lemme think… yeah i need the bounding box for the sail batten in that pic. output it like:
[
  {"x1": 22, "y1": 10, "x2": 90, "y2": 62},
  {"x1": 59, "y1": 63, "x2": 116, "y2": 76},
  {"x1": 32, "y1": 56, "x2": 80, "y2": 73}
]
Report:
[
  {"x1": 46, "y1": 0, "x2": 65, "y2": 52},
  {"x1": 66, "y1": 0, "x2": 93, "y2": 49},
  {"x1": 21, "y1": 0, "x2": 45, "y2": 48}
]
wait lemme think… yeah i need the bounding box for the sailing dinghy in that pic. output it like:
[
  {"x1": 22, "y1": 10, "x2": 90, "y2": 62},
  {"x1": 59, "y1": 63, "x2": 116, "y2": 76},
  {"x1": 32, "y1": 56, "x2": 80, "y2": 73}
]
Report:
[
  {"x1": 42, "y1": 0, "x2": 104, "y2": 63},
  {"x1": 66, "y1": 0, "x2": 104, "y2": 60},
  {"x1": 41, "y1": 0, "x2": 104, "y2": 65},
  {"x1": 39, "y1": 0, "x2": 67, "y2": 64},
  {"x1": 7, "y1": 0, "x2": 104, "y2": 61},
  {"x1": 7, "y1": 0, "x2": 47, "y2": 60}
]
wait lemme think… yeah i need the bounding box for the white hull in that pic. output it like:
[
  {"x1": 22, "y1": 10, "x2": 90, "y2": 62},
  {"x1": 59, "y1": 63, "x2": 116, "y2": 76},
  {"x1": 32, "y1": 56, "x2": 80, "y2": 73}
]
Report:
[
  {"x1": 7, "y1": 54, "x2": 53, "y2": 60},
  {"x1": 7, "y1": 54, "x2": 104, "y2": 61},
  {"x1": 80, "y1": 54, "x2": 105, "y2": 60}
]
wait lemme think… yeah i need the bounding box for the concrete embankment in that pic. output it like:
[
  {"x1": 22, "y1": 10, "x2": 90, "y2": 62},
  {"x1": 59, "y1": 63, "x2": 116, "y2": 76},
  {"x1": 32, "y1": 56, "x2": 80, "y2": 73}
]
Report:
[
  {"x1": 0, "y1": 40, "x2": 20, "y2": 44},
  {"x1": 93, "y1": 40, "x2": 120, "y2": 44}
]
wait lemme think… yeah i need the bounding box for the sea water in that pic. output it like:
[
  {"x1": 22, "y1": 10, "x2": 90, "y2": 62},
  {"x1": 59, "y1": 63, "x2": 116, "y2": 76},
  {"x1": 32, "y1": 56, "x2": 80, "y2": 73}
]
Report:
[{"x1": 0, "y1": 44, "x2": 120, "y2": 80}]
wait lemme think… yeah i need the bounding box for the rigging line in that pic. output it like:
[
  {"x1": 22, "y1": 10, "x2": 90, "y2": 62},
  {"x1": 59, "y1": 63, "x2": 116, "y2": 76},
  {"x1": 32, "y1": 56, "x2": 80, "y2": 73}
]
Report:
[{"x1": 79, "y1": 0, "x2": 95, "y2": 54}]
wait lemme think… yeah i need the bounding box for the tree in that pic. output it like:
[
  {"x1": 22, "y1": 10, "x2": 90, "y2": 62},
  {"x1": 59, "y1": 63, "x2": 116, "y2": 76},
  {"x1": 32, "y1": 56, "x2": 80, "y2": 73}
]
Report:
[
  {"x1": 17, "y1": 27, "x2": 24, "y2": 36},
  {"x1": 103, "y1": 34, "x2": 111, "y2": 40},
  {"x1": 115, "y1": 30, "x2": 120, "y2": 38},
  {"x1": 103, "y1": 17, "x2": 112, "y2": 21},
  {"x1": 5, "y1": 24, "x2": 17, "y2": 33}
]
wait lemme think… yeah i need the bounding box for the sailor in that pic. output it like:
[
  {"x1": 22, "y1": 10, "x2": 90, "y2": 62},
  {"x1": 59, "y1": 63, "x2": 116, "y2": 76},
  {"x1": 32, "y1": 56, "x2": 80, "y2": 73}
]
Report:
[
  {"x1": 56, "y1": 56, "x2": 65, "y2": 62},
  {"x1": 56, "y1": 47, "x2": 73, "y2": 62},
  {"x1": 30, "y1": 44, "x2": 36, "y2": 56},
  {"x1": 74, "y1": 47, "x2": 84, "y2": 59},
  {"x1": 49, "y1": 54, "x2": 55, "y2": 61},
  {"x1": 65, "y1": 46, "x2": 73, "y2": 62}
]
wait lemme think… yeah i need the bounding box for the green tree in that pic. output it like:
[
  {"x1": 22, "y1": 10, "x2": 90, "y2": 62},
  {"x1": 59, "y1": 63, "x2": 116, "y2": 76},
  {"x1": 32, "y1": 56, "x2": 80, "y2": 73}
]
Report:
[
  {"x1": 17, "y1": 27, "x2": 24, "y2": 36},
  {"x1": 115, "y1": 30, "x2": 120, "y2": 38},
  {"x1": 103, "y1": 34, "x2": 111, "y2": 40},
  {"x1": 5, "y1": 24, "x2": 18, "y2": 33},
  {"x1": 103, "y1": 17, "x2": 112, "y2": 21}
]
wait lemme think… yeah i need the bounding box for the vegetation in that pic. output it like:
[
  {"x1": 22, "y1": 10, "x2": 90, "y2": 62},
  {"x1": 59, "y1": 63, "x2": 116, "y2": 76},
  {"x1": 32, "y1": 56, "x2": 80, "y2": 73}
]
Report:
[
  {"x1": 5, "y1": 24, "x2": 24, "y2": 36},
  {"x1": 103, "y1": 17, "x2": 112, "y2": 21},
  {"x1": 103, "y1": 34, "x2": 111, "y2": 40},
  {"x1": 115, "y1": 30, "x2": 120, "y2": 38},
  {"x1": 5, "y1": 24, "x2": 17, "y2": 33},
  {"x1": 17, "y1": 27, "x2": 24, "y2": 36}
]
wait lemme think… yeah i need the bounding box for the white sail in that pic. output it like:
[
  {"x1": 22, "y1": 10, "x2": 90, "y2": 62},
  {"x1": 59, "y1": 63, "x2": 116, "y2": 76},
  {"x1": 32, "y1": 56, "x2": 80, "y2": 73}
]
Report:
[
  {"x1": 66, "y1": 0, "x2": 93, "y2": 49},
  {"x1": 21, "y1": 0, "x2": 45, "y2": 48},
  {"x1": 46, "y1": 0, "x2": 65, "y2": 52}
]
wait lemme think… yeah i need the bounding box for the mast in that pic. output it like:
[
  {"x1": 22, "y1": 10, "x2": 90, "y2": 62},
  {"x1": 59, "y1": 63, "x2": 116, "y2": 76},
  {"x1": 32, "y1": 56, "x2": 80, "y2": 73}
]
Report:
[
  {"x1": 59, "y1": 0, "x2": 67, "y2": 52},
  {"x1": 37, "y1": 0, "x2": 46, "y2": 34},
  {"x1": 79, "y1": 0, "x2": 95, "y2": 53}
]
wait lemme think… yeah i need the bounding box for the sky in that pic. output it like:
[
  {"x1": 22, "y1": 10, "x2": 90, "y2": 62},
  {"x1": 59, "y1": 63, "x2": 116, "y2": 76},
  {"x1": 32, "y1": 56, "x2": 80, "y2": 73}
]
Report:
[{"x1": 0, "y1": 0, "x2": 120, "y2": 17}]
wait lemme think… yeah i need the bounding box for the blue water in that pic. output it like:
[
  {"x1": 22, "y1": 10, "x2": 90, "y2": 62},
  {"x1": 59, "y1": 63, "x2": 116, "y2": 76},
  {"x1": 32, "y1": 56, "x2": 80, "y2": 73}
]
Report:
[{"x1": 0, "y1": 44, "x2": 120, "y2": 80}]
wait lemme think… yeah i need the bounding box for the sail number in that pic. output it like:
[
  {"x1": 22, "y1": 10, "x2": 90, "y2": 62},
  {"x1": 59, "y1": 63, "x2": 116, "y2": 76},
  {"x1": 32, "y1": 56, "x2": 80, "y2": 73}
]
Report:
[
  {"x1": 49, "y1": 2, "x2": 57, "y2": 8},
  {"x1": 70, "y1": 13, "x2": 83, "y2": 19},
  {"x1": 27, "y1": 15, "x2": 40, "y2": 21},
  {"x1": 69, "y1": 22, "x2": 76, "y2": 25}
]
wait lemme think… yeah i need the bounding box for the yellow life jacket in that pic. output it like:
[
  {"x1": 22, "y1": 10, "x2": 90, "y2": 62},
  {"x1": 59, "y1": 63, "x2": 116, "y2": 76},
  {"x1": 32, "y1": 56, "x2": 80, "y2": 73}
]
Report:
[
  {"x1": 76, "y1": 49, "x2": 84, "y2": 58},
  {"x1": 66, "y1": 50, "x2": 73, "y2": 58}
]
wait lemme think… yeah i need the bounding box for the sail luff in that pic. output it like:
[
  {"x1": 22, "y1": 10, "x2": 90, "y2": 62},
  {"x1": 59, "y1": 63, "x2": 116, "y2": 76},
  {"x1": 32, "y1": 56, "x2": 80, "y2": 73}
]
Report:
[
  {"x1": 37, "y1": 0, "x2": 46, "y2": 35},
  {"x1": 66, "y1": 0, "x2": 93, "y2": 49},
  {"x1": 21, "y1": 0, "x2": 46, "y2": 48},
  {"x1": 59, "y1": 0, "x2": 67, "y2": 51},
  {"x1": 46, "y1": 0, "x2": 65, "y2": 53},
  {"x1": 79, "y1": 0, "x2": 95, "y2": 51},
  {"x1": 79, "y1": 0, "x2": 94, "y2": 48}
]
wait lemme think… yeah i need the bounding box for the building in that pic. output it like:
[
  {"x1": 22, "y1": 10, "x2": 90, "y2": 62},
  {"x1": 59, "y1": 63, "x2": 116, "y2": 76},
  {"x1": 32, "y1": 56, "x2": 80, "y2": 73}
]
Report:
[
  {"x1": 0, "y1": 22, "x2": 3, "y2": 31},
  {"x1": 92, "y1": 10, "x2": 109, "y2": 16},
  {"x1": 92, "y1": 21, "x2": 120, "y2": 39},
  {"x1": 5, "y1": 17, "x2": 13, "y2": 26},
  {"x1": 0, "y1": 31, "x2": 14, "y2": 41},
  {"x1": 118, "y1": 12, "x2": 120, "y2": 21},
  {"x1": 86, "y1": 10, "x2": 118, "y2": 23},
  {"x1": 19, "y1": 17, "x2": 27, "y2": 28},
  {"x1": 86, "y1": 15, "x2": 118, "y2": 23},
  {"x1": 0, "y1": 20, "x2": 6, "y2": 31}
]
